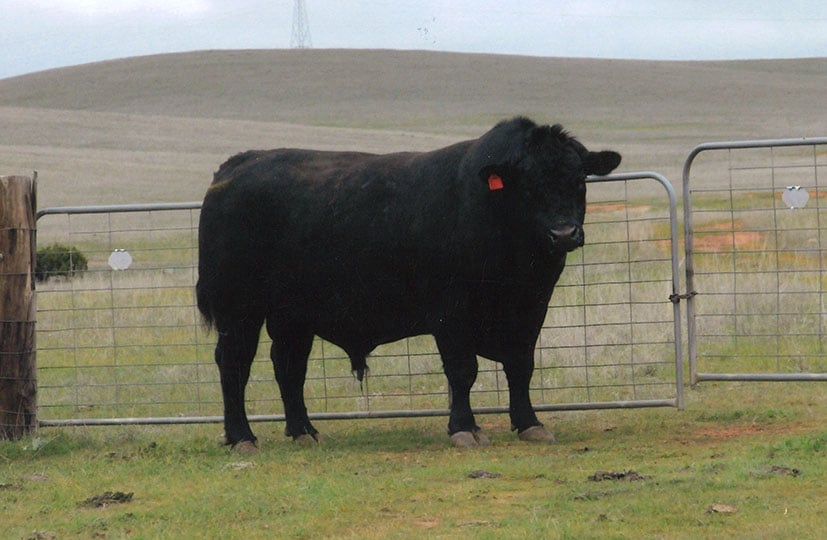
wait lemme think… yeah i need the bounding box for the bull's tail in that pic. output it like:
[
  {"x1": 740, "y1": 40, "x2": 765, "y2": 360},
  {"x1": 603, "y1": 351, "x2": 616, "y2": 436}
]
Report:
[
  {"x1": 196, "y1": 152, "x2": 260, "y2": 332},
  {"x1": 195, "y1": 275, "x2": 216, "y2": 331}
]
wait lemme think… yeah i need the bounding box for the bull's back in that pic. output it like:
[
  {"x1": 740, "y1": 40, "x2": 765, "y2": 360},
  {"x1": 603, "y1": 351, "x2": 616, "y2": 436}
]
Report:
[{"x1": 198, "y1": 147, "x2": 469, "y2": 331}]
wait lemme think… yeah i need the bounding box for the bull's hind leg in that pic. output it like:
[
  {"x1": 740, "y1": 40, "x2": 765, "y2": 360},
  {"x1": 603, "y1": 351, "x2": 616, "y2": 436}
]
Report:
[
  {"x1": 215, "y1": 319, "x2": 264, "y2": 448},
  {"x1": 266, "y1": 320, "x2": 319, "y2": 443}
]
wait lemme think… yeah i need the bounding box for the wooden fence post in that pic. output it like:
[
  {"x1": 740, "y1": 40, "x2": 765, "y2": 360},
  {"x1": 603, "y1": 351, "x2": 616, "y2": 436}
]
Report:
[{"x1": 0, "y1": 174, "x2": 37, "y2": 439}]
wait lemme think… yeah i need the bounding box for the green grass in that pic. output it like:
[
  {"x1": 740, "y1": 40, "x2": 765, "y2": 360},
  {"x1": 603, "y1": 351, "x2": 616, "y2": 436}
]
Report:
[{"x1": 2, "y1": 382, "x2": 826, "y2": 539}]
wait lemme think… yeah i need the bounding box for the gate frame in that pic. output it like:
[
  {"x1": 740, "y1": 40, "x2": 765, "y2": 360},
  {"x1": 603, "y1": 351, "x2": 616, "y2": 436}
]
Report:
[
  {"x1": 682, "y1": 137, "x2": 827, "y2": 384},
  {"x1": 34, "y1": 171, "x2": 684, "y2": 427}
]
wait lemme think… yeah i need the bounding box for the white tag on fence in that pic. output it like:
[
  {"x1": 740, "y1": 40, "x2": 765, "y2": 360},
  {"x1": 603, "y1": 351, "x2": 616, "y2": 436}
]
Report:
[
  {"x1": 782, "y1": 186, "x2": 809, "y2": 209},
  {"x1": 108, "y1": 249, "x2": 133, "y2": 271}
]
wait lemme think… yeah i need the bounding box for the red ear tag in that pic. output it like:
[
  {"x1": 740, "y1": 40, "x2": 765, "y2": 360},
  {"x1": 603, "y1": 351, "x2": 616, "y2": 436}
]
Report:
[{"x1": 488, "y1": 173, "x2": 504, "y2": 191}]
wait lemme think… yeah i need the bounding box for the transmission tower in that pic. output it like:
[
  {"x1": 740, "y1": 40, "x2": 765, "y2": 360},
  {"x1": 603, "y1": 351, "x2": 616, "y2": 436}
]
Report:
[{"x1": 290, "y1": 0, "x2": 312, "y2": 49}]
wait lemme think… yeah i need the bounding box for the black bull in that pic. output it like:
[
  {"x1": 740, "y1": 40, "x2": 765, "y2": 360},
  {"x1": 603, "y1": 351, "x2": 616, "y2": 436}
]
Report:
[{"x1": 197, "y1": 117, "x2": 621, "y2": 448}]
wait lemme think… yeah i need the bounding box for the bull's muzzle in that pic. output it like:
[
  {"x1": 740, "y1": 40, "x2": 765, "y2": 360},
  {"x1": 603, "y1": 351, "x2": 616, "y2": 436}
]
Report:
[{"x1": 548, "y1": 224, "x2": 585, "y2": 252}]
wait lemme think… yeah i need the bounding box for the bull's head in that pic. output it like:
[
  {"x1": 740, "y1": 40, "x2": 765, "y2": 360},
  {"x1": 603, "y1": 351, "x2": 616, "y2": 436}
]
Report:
[{"x1": 474, "y1": 118, "x2": 621, "y2": 254}]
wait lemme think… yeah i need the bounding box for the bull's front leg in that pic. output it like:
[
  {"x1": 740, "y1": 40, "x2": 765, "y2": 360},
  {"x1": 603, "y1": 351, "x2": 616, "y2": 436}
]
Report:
[
  {"x1": 503, "y1": 352, "x2": 556, "y2": 443},
  {"x1": 435, "y1": 334, "x2": 490, "y2": 447}
]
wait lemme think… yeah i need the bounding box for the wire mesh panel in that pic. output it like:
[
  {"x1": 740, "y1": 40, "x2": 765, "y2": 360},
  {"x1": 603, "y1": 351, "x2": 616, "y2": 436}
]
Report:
[
  {"x1": 35, "y1": 204, "x2": 211, "y2": 423},
  {"x1": 537, "y1": 172, "x2": 683, "y2": 410},
  {"x1": 35, "y1": 172, "x2": 682, "y2": 427},
  {"x1": 683, "y1": 138, "x2": 827, "y2": 382}
]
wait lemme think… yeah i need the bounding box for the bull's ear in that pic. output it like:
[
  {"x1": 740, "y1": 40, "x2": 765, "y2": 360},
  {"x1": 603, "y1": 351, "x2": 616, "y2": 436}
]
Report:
[{"x1": 584, "y1": 151, "x2": 622, "y2": 176}]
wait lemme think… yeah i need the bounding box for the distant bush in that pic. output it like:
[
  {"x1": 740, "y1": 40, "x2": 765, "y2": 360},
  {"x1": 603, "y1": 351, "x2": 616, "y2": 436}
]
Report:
[{"x1": 35, "y1": 243, "x2": 88, "y2": 282}]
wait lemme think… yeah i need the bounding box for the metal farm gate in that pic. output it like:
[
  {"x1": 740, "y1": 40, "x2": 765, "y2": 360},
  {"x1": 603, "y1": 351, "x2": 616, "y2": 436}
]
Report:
[
  {"x1": 34, "y1": 172, "x2": 684, "y2": 428},
  {"x1": 683, "y1": 138, "x2": 827, "y2": 383}
]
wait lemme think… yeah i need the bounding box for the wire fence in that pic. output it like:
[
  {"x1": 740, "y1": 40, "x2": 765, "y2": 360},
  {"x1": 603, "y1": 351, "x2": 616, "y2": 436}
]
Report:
[
  {"x1": 683, "y1": 138, "x2": 827, "y2": 382},
  {"x1": 34, "y1": 173, "x2": 683, "y2": 427}
]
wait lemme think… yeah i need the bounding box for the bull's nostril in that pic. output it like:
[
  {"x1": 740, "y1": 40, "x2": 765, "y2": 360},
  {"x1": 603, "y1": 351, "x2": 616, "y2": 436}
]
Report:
[
  {"x1": 549, "y1": 225, "x2": 584, "y2": 251},
  {"x1": 550, "y1": 225, "x2": 577, "y2": 239}
]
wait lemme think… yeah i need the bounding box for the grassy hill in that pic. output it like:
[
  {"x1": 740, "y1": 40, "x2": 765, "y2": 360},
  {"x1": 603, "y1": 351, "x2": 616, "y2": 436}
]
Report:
[{"x1": 1, "y1": 49, "x2": 825, "y2": 207}]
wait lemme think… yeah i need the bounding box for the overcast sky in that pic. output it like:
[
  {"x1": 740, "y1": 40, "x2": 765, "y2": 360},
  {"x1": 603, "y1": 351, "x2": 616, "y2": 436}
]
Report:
[{"x1": 2, "y1": 0, "x2": 827, "y2": 79}]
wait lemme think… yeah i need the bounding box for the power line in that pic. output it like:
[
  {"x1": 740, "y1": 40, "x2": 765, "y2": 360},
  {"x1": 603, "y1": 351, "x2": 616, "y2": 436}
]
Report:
[{"x1": 290, "y1": 0, "x2": 312, "y2": 49}]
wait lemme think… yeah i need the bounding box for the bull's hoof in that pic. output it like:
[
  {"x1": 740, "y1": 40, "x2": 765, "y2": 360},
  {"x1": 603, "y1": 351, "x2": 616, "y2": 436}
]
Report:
[
  {"x1": 518, "y1": 425, "x2": 556, "y2": 443},
  {"x1": 451, "y1": 431, "x2": 477, "y2": 447},
  {"x1": 293, "y1": 433, "x2": 322, "y2": 445},
  {"x1": 232, "y1": 440, "x2": 259, "y2": 455},
  {"x1": 450, "y1": 430, "x2": 490, "y2": 448},
  {"x1": 473, "y1": 431, "x2": 491, "y2": 447}
]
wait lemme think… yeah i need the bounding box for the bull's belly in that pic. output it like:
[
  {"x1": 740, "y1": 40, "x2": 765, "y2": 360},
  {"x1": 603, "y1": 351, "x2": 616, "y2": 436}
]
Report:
[
  {"x1": 271, "y1": 270, "x2": 431, "y2": 340},
  {"x1": 266, "y1": 273, "x2": 534, "y2": 359},
  {"x1": 304, "y1": 300, "x2": 430, "y2": 355}
]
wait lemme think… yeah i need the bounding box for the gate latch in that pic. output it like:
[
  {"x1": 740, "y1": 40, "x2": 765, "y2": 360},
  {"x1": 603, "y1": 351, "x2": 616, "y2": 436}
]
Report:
[{"x1": 669, "y1": 291, "x2": 697, "y2": 304}]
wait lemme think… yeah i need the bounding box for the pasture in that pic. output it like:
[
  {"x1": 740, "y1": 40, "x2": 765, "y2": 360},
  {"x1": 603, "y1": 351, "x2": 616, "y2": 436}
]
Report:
[
  {"x1": 2, "y1": 387, "x2": 825, "y2": 538},
  {"x1": 2, "y1": 50, "x2": 827, "y2": 537}
]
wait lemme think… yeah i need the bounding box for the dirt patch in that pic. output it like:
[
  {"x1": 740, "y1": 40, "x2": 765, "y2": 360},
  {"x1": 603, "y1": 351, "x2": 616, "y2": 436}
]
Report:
[
  {"x1": 695, "y1": 424, "x2": 769, "y2": 440},
  {"x1": 694, "y1": 230, "x2": 764, "y2": 251},
  {"x1": 706, "y1": 503, "x2": 737, "y2": 514},
  {"x1": 81, "y1": 491, "x2": 133, "y2": 508},
  {"x1": 685, "y1": 421, "x2": 811, "y2": 446},
  {"x1": 468, "y1": 470, "x2": 501, "y2": 479},
  {"x1": 412, "y1": 519, "x2": 439, "y2": 529},
  {"x1": 693, "y1": 219, "x2": 765, "y2": 251},
  {"x1": 588, "y1": 470, "x2": 648, "y2": 482},
  {"x1": 770, "y1": 465, "x2": 801, "y2": 477},
  {"x1": 588, "y1": 203, "x2": 651, "y2": 214}
]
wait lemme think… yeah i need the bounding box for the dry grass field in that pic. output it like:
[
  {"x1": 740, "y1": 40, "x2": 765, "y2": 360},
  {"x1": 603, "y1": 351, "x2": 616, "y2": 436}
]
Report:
[{"x1": 2, "y1": 49, "x2": 826, "y2": 208}]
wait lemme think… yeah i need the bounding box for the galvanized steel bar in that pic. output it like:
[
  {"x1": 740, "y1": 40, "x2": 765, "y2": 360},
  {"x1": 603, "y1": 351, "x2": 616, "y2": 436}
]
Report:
[
  {"x1": 38, "y1": 398, "x2": 678, "y2": 427},
  {"x1": 695, "y1": 373, "x2": 827, "y2": 382},
  {"x1": 36, "y1": 201, "x2": 202, "y2": 221}
]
